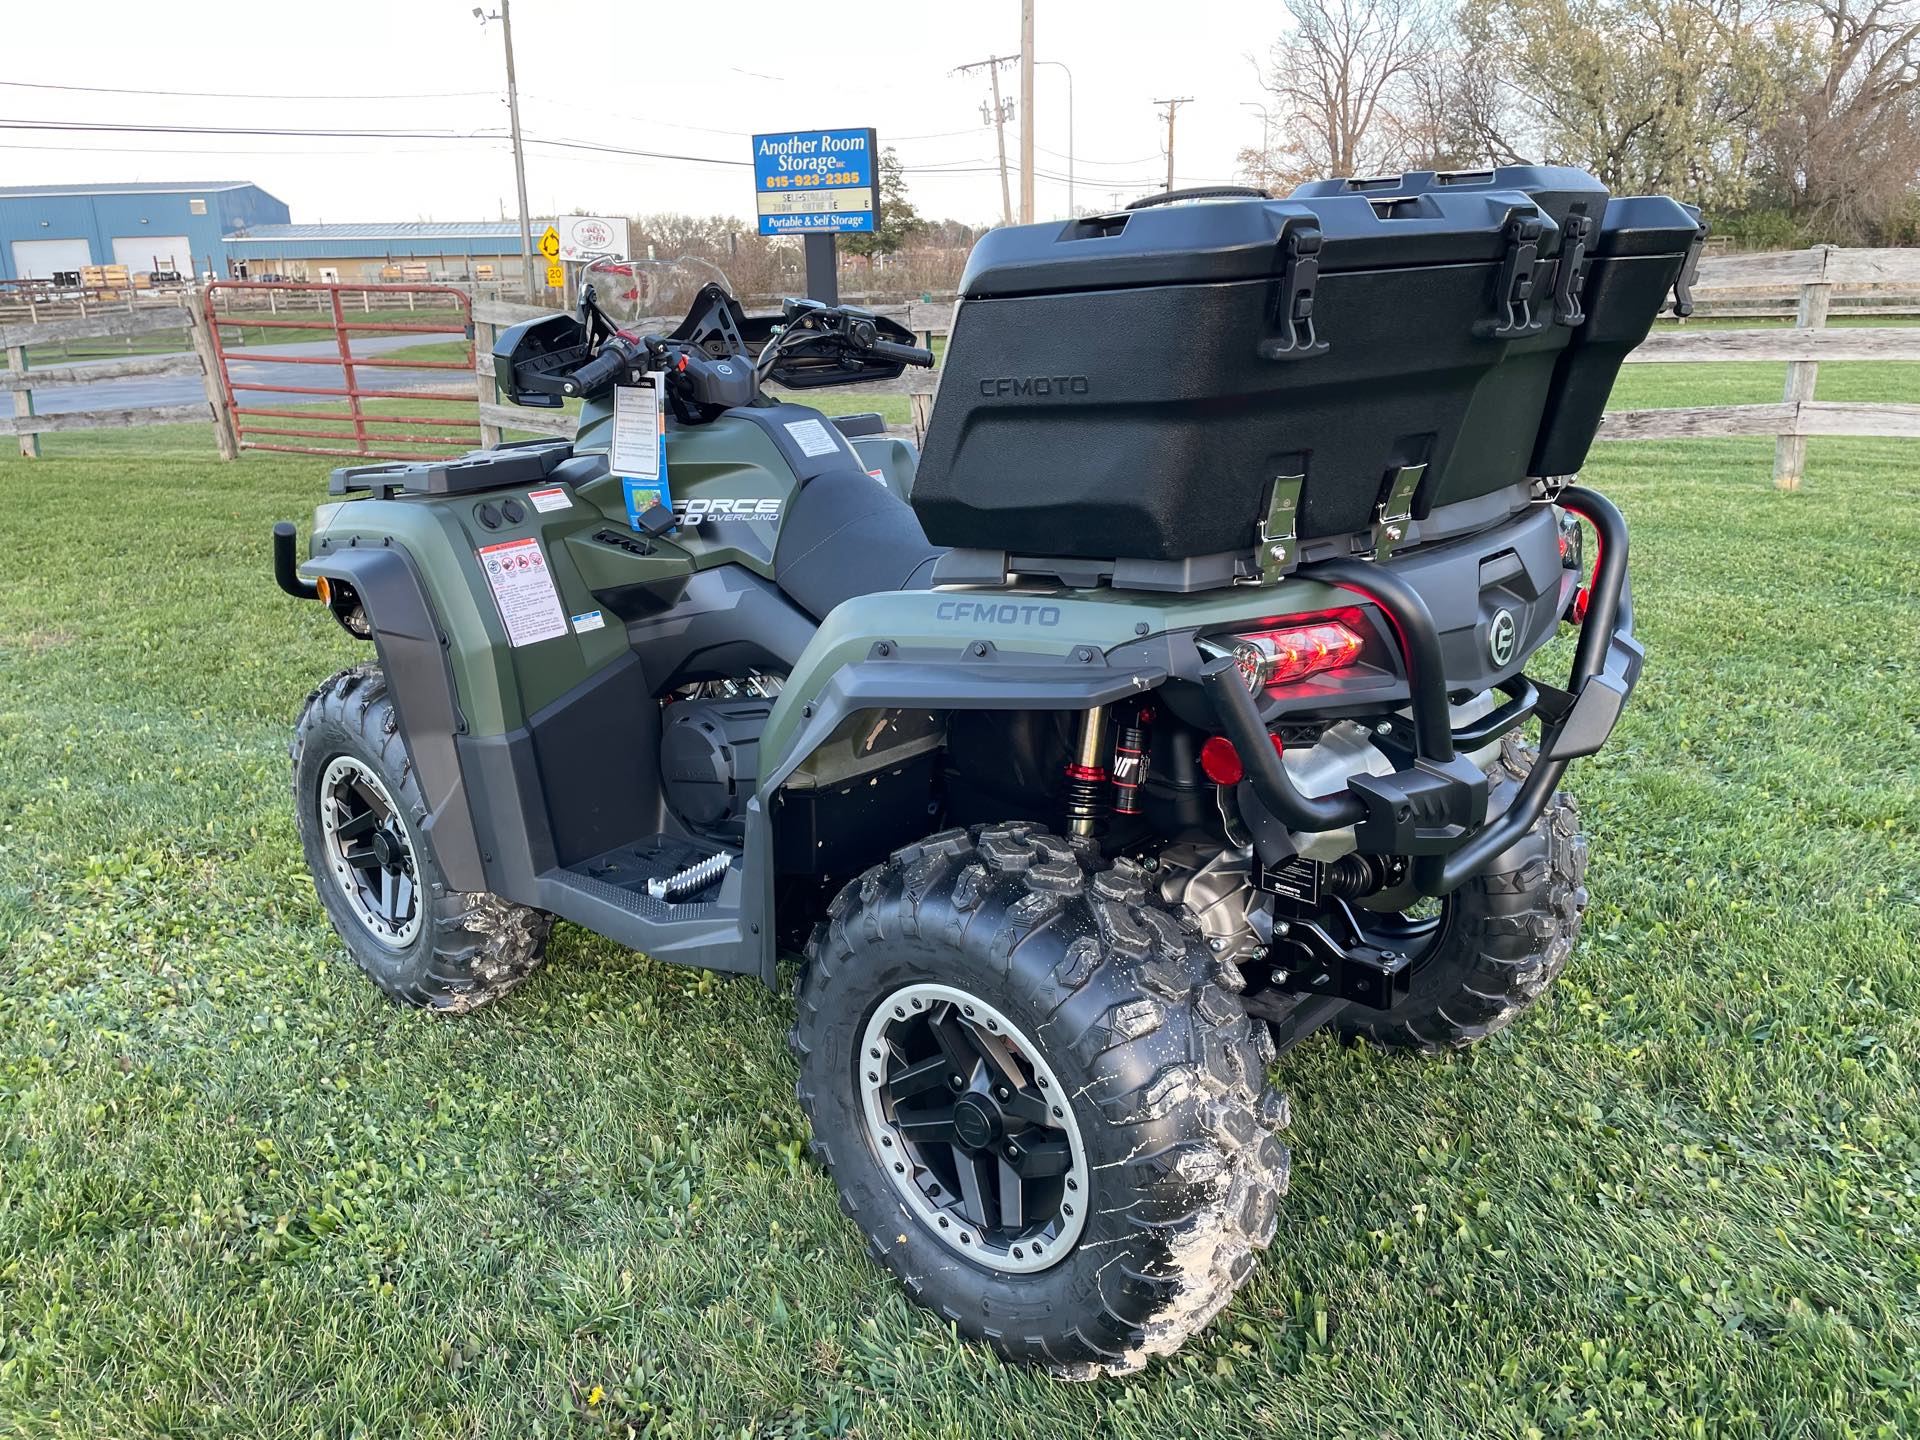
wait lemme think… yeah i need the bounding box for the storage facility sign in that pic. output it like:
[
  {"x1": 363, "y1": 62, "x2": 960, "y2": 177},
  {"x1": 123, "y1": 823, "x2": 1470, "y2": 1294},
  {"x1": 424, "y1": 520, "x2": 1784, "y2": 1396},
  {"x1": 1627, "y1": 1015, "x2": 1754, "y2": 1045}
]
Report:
[
  {"x1": 751, "y1": 128, "x2": 878, "y2": 236},
  {"x1": 551, "y1": 214, "x2": 631, "y2": 262}
]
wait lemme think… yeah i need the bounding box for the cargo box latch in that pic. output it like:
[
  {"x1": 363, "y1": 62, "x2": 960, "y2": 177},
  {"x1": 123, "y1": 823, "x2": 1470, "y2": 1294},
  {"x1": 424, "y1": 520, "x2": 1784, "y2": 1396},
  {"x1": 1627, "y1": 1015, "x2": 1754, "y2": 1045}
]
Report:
[
  {"x1": 1371, "y1": 463, "x2": 1427, "y2": 559},
  {"x1": 1485, "y1": 212, "x2": 1547, "y2": 340},
  {"x1": 1670, "y1": 217, "x2": 1710, "y2": 318},
  {"x1": 1257, "y1": 472, "x2": 1306, "y2": 579},
  {"x1": 1258, "y1": 224, "x2": 1330, "y2": 361},
  {"x1": 1551, "y1": 211, "x2": 1594, "y2": 327}
]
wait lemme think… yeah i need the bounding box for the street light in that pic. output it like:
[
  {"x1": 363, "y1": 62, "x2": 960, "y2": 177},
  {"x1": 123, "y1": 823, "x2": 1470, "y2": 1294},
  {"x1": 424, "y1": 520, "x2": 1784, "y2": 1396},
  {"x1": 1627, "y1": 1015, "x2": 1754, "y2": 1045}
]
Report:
[
  {"x1": 1035, "y1": 59, "x2": 1075, "y2": 217},
  {"x1": 1242, "y1": 101, "x2": 1275, "y2": 189},
  {"x1": 475, "y1": 2, "x2": 535, "y2": 301}
]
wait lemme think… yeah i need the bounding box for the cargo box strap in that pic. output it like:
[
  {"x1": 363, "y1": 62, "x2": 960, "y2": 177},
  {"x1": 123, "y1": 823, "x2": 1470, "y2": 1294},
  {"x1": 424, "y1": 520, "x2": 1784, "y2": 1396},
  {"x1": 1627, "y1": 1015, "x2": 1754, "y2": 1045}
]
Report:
[
  {"x1": 1258, "y1": 224, "x2": 1330, "y2": 361},
  {"x1": 1257, "y1": 472, "x2": 1305, "y2": 579},
  {"x1": 1371, "y1": 463, "x2": 1427, "y2": 559},
  {"x1": 1484, "y1": 211, "x2": 1547, "y2": 340},
  {"x1": 1551, "y1": 212, "x2": 1593, "y2": 327}
]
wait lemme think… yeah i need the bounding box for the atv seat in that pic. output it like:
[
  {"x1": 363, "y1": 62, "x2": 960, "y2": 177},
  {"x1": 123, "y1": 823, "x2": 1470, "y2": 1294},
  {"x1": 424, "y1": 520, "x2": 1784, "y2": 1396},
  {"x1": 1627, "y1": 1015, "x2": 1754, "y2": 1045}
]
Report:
[{"x1": 772, "y1": 466, "x2": 944, "y2": 622}]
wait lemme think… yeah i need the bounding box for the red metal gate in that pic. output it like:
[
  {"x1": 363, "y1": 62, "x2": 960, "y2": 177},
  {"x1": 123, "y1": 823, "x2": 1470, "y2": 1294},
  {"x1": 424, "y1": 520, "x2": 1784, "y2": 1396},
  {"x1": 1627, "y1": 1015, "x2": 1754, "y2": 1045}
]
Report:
[{"x1": 203, "y1": 281, "x2": 479, "y2": 459}]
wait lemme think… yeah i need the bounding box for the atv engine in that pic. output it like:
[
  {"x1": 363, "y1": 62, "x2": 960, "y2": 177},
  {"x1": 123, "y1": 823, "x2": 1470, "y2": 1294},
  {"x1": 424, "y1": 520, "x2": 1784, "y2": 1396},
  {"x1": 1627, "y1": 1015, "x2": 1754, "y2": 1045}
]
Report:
[{"x1": 661, "y1": 698, "x2": 768, "y2": 842}]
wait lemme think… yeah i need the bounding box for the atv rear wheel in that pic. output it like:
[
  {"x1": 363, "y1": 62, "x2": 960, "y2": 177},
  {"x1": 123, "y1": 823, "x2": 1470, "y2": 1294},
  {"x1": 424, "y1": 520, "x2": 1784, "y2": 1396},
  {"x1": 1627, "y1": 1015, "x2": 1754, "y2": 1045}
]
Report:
[
  {"x1": 792, "y1": 823, "x2": 1289, "y2": 1376},
  {"x1": 1340, "y1": 733, "x2": 1588, "y2": 1052},
  {"x1": 292, "y1": 664, "x2": 551, "y2": 1012}
]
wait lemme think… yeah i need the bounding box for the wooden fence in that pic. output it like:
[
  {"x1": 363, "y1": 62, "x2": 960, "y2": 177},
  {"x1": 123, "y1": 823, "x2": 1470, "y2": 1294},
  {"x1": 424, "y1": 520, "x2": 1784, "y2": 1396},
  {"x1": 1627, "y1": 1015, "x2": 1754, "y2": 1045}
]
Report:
[
  {"x1": 471, "y1": 249, "x2": 1917, "y2": 485},
  {"x1": 1605, "y1": 246, "x2": 1920, "y2": 488},
  {"x1": 0, "y1": 302, "x2": 234, "y2": 460},
  {"x1": 3, "y1": 248, "x2": 1914, "y2": 485}
]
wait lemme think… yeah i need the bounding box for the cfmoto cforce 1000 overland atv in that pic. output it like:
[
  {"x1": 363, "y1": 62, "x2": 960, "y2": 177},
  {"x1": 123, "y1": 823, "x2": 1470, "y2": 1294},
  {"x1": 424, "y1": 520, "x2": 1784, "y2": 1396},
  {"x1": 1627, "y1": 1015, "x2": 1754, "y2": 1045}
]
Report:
[{"x1": 275, "y1": 169, "x2": 1702, "y2": 1374}]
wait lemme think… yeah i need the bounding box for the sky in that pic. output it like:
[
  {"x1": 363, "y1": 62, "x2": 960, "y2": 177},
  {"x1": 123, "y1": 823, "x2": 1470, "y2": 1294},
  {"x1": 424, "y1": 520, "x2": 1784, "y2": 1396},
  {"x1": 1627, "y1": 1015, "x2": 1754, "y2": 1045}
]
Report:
[{"x1": 0, "y1": 0, "x2": 1284, "y2": 229}]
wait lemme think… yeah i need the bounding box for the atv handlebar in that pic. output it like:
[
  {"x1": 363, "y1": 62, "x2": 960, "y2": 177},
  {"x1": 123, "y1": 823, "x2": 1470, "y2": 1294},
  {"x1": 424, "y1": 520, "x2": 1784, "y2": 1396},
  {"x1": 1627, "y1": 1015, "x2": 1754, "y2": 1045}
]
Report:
[
  {"x1": 563, "y1": 334, "x2": 644, "y2": 397},
  {"x1": 865, "y1": 336, "x2": 936, "y2": 367}
]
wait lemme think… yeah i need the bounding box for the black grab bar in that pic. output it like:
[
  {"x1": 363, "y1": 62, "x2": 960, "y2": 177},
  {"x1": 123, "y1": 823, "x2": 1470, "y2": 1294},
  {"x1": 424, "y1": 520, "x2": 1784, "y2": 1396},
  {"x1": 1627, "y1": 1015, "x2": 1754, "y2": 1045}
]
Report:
[
  {"x1": 1199, "y1": 487, "x2": 1639, "y2": 899},
  {"x1": 272, "y1": 522, "x2": 319, "y2": 599}
]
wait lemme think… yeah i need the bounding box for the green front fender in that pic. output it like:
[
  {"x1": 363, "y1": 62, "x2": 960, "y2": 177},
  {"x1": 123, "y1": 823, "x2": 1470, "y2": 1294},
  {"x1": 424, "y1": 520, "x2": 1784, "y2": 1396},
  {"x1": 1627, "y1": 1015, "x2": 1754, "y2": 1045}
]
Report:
[{"x1": 757, "y1": 579, "x2": 1350, "y2": 794}]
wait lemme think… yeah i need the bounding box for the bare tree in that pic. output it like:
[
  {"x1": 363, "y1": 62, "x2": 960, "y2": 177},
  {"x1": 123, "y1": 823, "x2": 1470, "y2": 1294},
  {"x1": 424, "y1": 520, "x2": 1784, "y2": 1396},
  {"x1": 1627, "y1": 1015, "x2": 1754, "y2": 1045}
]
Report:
[
  {"x1": 1765, "y1": 0, "x2": 1920, "y2": 240},
  {"x1": 1244, "y1": 0, "x2": 1447, "y2": 184}
]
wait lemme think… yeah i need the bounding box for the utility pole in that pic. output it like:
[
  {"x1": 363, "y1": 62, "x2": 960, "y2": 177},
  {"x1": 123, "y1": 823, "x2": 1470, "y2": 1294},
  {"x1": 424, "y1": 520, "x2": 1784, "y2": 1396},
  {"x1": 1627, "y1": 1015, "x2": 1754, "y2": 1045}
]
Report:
[
  {"x1": 956, "y1": 54, "x2": 1018, "y2": 226},
  {"x1": 476, "y1": 3, "x2": 535, "y2": 301},
  {"x1": 1019, "y1": 1, "x2": 1035, "y2": 224},
  {"x1": 1155, "y1": 96, "x2": 1193, "y2": 194}
]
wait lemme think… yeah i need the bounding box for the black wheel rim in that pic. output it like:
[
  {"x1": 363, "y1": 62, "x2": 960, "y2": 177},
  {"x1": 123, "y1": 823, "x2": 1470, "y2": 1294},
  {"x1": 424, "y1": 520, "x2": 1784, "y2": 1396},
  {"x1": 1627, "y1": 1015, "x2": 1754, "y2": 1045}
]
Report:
[
  {"x1": 858, "y1": 983, "x2": 1089, "y2": 1273},
  {"x1": 318, "y1": 754, "x2": 420, "y2": 947}
]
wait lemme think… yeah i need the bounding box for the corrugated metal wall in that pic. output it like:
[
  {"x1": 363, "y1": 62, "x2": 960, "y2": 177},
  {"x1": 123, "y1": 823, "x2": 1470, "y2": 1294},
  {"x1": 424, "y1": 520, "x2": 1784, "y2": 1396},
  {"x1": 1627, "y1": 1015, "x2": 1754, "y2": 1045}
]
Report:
[{"x1": 0, "y1": 186, "x2": 291, "y2": 281}]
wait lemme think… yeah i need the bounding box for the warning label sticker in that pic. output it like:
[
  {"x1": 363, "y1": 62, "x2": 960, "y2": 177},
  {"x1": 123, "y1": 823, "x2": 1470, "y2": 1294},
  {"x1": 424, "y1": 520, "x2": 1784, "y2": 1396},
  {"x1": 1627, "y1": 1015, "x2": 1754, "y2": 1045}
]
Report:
[
  {"x1": 526, "y1": 485, "x2": 571, "y2": 513},
  {"x1": 784, "y1": 417, "x2": 841, "y2": 457},
  {"x1": 477, "y1": 537, "x2": 567, "y2": 647}
]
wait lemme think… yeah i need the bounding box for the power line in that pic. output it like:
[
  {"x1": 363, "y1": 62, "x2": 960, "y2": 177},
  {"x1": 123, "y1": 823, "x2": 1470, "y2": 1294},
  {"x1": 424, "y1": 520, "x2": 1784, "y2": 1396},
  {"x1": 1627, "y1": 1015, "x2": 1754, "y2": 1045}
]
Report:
[{"x1": 0, "y1": 77, "x2": 496, "y2": 102}]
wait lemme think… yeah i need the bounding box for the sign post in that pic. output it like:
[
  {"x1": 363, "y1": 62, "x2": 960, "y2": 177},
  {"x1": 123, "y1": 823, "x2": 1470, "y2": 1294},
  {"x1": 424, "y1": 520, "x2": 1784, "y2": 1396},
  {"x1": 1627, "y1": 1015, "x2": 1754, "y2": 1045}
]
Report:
[{"x1": 751, "y1": 127, "x2": 879, "y2": 306}]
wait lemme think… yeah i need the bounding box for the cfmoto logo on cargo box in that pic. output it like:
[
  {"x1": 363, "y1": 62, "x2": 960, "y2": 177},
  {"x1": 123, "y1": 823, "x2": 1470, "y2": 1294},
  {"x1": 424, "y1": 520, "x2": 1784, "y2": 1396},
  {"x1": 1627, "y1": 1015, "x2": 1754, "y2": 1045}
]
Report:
[
  {"x1": 676, "y1": 497, "x2": 782, "y2": 524},
  {"x1": 978, "y1": 375, "x2": 1091, "y2": 398}
]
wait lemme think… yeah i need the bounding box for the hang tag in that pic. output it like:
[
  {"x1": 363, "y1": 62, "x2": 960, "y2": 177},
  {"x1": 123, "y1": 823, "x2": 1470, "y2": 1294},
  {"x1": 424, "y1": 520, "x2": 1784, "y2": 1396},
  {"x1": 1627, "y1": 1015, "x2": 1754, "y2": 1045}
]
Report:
[
  {"x1": 612, "y1": 373, "x2": 669, "y2": 531},
  {"x1": 611, "y1": 374, "x2": 664, "y2": 483}
]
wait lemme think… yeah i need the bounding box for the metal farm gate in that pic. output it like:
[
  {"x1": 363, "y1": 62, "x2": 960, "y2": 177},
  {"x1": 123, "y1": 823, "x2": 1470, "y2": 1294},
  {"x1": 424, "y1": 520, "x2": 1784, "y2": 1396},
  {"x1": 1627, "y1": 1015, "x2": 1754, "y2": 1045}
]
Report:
[{"x1": 203, "y1": 281, "x2": 480, "y2": 459}]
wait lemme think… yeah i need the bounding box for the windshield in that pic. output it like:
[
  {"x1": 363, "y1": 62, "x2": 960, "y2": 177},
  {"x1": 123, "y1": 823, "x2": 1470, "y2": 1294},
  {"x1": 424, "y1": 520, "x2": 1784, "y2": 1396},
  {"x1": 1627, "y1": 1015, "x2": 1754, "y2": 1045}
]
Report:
[{"x1": 582, "y1": 255, "x2": 733, "y2": 331}]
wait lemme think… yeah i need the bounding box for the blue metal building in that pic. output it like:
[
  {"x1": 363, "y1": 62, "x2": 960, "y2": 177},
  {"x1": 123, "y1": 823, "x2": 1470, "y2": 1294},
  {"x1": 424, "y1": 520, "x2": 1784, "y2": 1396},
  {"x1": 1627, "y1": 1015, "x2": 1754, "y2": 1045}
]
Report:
[{"x1": 0, "y1": 181, "x2": 290, "y2": 282}]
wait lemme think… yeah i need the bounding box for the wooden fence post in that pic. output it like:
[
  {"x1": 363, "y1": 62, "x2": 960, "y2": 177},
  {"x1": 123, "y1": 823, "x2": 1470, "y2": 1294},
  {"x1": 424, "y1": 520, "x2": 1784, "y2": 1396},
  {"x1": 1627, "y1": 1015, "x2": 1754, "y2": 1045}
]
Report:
[
  {"x1": 186, "y1": 294, "x2": 238, "y2": 461},
  {"x1": 1774, "y1": 245, "x2": 1834, "y2": 492},
  {"x1": 475, "y1": 316, "x2": 503, "y2": 448},
  {"x1": 6, "y1": 342, "x2": 38, "y2": 458}
]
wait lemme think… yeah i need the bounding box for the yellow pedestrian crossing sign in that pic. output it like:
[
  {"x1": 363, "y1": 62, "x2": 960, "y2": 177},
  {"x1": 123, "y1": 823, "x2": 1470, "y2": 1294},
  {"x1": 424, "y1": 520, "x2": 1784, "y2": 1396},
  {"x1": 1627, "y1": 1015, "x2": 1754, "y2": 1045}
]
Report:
[
  {"x1": 538, "y1": 225, "x2": 561, "y2": 259},
  {"x1": 545, "y1": 261, "x2": 565, "y2": 289}
]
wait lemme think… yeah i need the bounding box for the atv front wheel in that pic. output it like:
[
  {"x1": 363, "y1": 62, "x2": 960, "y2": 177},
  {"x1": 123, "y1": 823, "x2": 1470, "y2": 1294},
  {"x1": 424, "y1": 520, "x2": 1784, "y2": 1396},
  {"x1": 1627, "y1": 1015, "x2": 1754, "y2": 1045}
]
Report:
[
  {"x1": 792, "y1": 823, "x2": 1289, "y2": 1376},
  {"x1": 1341, "y1": 733, "x2": 1589, "y2": 1052},
  {"x1": 292, "y1": 664, "x2": 551, "y2": 1012}
]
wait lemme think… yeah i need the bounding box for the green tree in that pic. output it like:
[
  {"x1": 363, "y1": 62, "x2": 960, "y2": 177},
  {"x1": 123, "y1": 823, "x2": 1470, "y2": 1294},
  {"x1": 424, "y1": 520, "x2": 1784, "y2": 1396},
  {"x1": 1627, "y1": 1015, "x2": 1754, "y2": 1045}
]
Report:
[
  {"x1": 1458, "y1": 0, "x2": 1804, "y2": 213},
  {"x1": 840, "y1": 148, "x2": 924, "y2": 260}
]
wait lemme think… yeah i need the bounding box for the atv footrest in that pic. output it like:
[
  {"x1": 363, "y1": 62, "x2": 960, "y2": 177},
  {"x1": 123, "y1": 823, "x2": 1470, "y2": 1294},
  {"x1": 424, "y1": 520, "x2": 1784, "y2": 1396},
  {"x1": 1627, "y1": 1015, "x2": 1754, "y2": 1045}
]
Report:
[{"x1": 562, "y1": 835, "x2": 735, "y2": 916}]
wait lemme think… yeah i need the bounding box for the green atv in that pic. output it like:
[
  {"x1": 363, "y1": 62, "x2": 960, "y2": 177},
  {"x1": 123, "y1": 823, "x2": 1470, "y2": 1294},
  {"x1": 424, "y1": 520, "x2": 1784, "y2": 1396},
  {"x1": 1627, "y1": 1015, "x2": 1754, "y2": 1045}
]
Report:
[{"x1": 275, "y1": 170, "x2": 1699, "y2": 1374}]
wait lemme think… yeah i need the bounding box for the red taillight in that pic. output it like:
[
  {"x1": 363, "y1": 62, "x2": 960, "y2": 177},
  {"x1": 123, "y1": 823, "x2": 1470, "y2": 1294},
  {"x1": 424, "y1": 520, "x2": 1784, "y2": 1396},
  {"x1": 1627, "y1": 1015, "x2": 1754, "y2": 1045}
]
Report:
[
  {"x1": 1229, "y1": 617, "x2": 1366, "y2": 691},
  {"x1": 1198, "y1": 732, "x2": 1284, "y2": 787}
]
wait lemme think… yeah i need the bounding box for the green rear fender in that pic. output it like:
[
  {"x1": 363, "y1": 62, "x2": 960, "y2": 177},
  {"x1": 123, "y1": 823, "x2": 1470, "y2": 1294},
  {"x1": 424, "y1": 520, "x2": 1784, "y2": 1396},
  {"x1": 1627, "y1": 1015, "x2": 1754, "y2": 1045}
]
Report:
[{"x1": 758, "y1": 579, "x2": 1349, "y2": 795}]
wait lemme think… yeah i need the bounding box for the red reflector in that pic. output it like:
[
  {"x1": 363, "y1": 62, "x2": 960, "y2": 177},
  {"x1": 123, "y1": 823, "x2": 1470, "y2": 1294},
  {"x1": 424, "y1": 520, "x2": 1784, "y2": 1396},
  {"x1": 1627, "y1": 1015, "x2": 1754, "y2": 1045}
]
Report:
[
  {"x1": 1199, "y1": 736, "x2": 1243, "y2": 785},
  {"x1": 1572, "y1": 587, "x2": 1591, "y2": 623},
  {"x1": 1229, "y1": 617, "x2": 1366, "y2": 691},
  {"x1": 1199, "y1": 732, "x2": 1285, "y2": 787}
]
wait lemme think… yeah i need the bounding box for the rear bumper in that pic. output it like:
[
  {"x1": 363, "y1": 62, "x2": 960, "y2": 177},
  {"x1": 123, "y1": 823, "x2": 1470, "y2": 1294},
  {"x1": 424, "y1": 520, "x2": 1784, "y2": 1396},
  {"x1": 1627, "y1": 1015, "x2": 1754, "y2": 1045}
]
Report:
[{"x1": 1201, "y1": 485, "x2": 1639, "y2": 896}]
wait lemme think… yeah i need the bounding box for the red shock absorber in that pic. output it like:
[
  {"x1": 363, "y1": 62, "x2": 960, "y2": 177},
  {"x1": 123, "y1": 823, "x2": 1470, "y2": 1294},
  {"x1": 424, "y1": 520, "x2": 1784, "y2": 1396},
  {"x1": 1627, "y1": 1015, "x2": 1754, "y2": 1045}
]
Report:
[
  {"x1": 1110, "y1": 707, "x2": 1152, "y2": 816},
  {"x1": 1064, "y1": 705, "x2": 1111, "y2": 837}
]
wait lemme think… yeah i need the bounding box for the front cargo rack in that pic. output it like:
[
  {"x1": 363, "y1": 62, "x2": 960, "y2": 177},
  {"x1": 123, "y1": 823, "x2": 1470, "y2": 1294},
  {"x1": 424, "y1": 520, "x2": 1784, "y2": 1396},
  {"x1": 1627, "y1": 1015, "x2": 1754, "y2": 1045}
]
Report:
[{"x1": 328, "y1": 436, "x2": 573, "y2": 500}]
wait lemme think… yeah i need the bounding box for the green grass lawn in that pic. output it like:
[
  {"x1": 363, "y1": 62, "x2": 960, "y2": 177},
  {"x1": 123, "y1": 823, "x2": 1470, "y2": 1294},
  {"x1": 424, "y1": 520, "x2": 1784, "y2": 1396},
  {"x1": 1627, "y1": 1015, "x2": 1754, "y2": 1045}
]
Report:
[{"x1": 1, "y1": 384, "x2": 1917, "y2": 1435}]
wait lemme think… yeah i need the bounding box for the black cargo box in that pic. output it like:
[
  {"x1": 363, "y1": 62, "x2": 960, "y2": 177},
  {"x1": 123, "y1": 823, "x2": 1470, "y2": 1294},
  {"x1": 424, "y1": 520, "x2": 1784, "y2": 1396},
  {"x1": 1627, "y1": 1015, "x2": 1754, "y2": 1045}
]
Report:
[{"x1": 912, "y1": 167, "x2": 1700, "y2": 575}]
